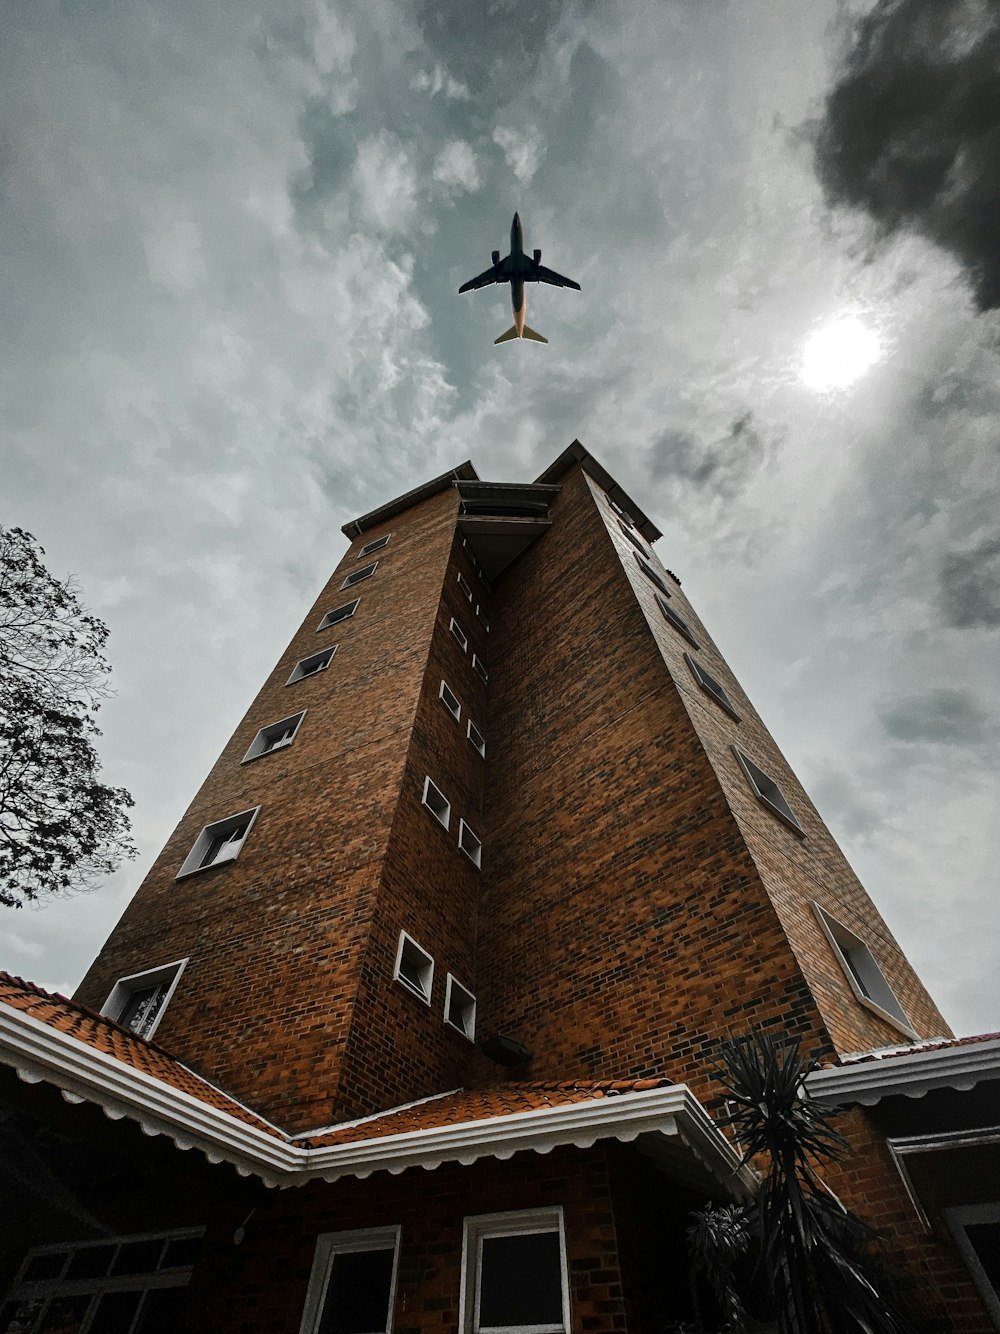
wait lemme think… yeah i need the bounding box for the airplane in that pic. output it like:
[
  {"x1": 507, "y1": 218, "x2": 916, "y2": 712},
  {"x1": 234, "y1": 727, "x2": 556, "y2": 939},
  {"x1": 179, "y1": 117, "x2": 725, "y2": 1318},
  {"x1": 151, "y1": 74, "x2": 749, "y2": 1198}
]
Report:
[{"x1": 459, "y1": 212, "x2": 580, "y2": 345}]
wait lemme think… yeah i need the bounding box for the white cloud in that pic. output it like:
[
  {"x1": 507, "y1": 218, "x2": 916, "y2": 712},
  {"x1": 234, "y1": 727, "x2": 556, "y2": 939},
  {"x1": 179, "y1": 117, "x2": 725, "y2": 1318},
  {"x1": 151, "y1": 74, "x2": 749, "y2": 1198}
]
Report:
[
  {"x1": 353, "y1": 133, "x2": 418, "y2": 231},
  {"x1": 411, "y1": 64, "x2": 470, "y2": 100},
  {"x1": 492, "y1": 126, "x2": 545, "y2": 184},
  {"x1": 433, "y1": 140, "x2": 480, "y2": 193}
]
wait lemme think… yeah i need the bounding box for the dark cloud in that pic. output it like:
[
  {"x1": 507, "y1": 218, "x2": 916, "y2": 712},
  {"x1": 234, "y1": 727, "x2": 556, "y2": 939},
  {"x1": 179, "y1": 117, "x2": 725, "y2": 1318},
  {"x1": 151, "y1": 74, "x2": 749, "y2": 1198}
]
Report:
[
  {"x1": 814, "y1": 0, "x2": 1000, "y2": 309},
  {"x1": 881, "y1": 687, "x2": 989, "y2": 745},
  {"x1": 940, "y1": 533, "x2": 1000, "y2": 627},
  {"x1": 648, "y1": 412, "x2": 772, "y2": 498}
]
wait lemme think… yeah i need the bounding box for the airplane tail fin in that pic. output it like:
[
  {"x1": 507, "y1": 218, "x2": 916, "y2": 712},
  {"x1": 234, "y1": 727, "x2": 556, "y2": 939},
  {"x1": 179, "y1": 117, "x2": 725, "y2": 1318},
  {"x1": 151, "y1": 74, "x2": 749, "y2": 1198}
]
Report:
[
  {"x1": 522, "y1": 325, "x2": 548, "y2": 343},
  {"x1": 494, "y1": 324, "x2": 548, "y2": 345},
  {"x1": 494, "y1": 326, "x2": 519, "y2": 344}
]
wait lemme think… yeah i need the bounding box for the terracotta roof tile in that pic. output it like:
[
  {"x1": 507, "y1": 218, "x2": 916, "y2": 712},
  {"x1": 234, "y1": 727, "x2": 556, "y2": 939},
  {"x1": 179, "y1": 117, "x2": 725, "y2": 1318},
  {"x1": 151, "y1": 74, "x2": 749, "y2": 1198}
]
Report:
[
  {"x1": 0, "y1": 971, "x2": 283, "y2": 1138},
  {"x1": 836, "y1": 1032, "x2": 1000, "y2": 1066},
  {"x1": 295, "y1": 1077, "x2": 675, "y2": 1148}
]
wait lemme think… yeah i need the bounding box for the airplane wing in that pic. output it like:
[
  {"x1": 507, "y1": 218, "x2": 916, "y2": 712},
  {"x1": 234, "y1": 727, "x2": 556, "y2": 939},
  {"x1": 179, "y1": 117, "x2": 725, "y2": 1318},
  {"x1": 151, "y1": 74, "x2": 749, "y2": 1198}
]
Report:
[
  {"x1": 458, "y1": 265, "x2": 503, "y2": 294},
  {"x1": 530, "y1": 264, "x2": 581, "y2": 290}
]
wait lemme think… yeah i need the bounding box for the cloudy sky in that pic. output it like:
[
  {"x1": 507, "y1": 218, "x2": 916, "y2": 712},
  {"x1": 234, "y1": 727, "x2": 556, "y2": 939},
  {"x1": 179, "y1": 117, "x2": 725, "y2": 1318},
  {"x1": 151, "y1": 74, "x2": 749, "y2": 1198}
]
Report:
[{"x1": 2, "y1": 0, "x2": 998, "y2": 1038}]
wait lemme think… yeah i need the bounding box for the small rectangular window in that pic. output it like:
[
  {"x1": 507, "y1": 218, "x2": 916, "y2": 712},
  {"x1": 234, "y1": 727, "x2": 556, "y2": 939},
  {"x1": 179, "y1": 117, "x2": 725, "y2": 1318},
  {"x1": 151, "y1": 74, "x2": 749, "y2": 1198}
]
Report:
[
  {"x1": 618, "y1": 518, "x2": 651, "y2": 558},
  {"x1": 287, "y1": 646, "x2": 335, "y2": 684},
  {"x1": 458, "y1": 819, "x2": 482, "y2": 869},
  {"x1": 467, "y1": 720, "x2": 486, "y2": 758},
  {"x1": 684, "y1": 652, "x2": 739, "y2": 720},
  {"x1": 101, "y1": 959, "x2": 188, "y2": 1039},
  {"x1": 733, "y1": 747, "x2": 803, "y2": 835},
  {"x1": 655, "y1": 593, "x2": 699, "y2": 648},
  {"x1": 814, "y1": 905, "x2": 916, "y2": 1036},
  {"x1": 318, "y1": 599, "x2": 359, "y2": 631},
  {"x1": 450, "y1": 617, "x2": 469, "y2": 652},
  {"x1": 634, "y1": 551, "x2": 669, "y2": 593},
  {"x1": 611, "y1": 498, "x2": 637, "y2": 526},
  {"x1": 177, "y1": 808, "x2": 260, "y2": 878},
  {"x1": 394, "y1": 931, "x2": 434, "y2": 1003},
  {"x1": 341, "y1": 562, "x2": 377, "y2": 590},
  {"x1": 472, "y1": 654, "x2": 488, "y2": 685},
  {"x1": 440, "y1": 680, "x2": 461, "y2": 721},
  {"x1": 422, "y1": 776, "x2": 451, "y2": 829},
  {"x1": 299, "y1": 1227, "x2": 401, "y2": 1334},
  {"x1": 462, "y1": 1209, "x2": 569, "y2": 1334},
  {"x1": 359, "y1": 534, "x2": 391, "y2": 557},
  {"x1": 457, "y1": 572, "x2": 474, "y2": 601},
  {"x1": 445, "y1": 975, "x2": 476, "y2": 1040},
  {"x1": 243, "y1": 711, "x2": 305, "y2": 762},
  {"x1": 476, "y1": 605, "x2": 490, "y2": 631}
]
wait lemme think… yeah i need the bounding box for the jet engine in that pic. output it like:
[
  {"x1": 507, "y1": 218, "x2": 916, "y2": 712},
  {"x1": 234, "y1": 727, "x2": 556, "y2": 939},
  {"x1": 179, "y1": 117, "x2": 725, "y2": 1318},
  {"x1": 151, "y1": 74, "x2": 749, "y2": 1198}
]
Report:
[
  {"x1": 491, "y1": 250, "x2": 500, "y2": 266},
  {"x1": 533, "y1": 249, "x2": 542, "y2": 263}
]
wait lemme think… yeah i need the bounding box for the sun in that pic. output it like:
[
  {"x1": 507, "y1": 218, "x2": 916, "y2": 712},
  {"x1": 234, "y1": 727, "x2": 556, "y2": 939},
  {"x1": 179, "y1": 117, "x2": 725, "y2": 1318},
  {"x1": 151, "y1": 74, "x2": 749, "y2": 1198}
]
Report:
[{"x1": 801, "y1": 315, "x2": 883, "y2": 391}]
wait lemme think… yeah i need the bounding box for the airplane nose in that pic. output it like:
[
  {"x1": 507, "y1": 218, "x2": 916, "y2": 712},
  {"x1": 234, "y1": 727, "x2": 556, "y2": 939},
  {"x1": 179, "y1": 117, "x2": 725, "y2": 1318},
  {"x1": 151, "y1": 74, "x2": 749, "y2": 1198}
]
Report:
[{"x1": 513, "y1": 212, "x2": 520, "y2": 224}]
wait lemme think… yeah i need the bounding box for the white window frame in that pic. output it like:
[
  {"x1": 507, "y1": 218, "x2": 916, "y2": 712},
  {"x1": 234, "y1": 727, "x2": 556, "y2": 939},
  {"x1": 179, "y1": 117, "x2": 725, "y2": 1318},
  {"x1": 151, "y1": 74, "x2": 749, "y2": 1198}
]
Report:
[
  {"x1": 287, "y1": 646, "x2": 336, "y2": 685},
  {"x1": 684, "y1": 652, "x2": 740, "y2": 721},
  {"x1": 176, "y1": 807, "x2": 261, "y2": 878},
  {"x1": 298, "y1": 1225, "x2": 401, "y2": 1334},
  {"x1": 445, "y1": 974, "x2": 477, "y2": 1041},
  {"x1": 341, "y1": 561, "x2": 378, "y2": 590},
  {"x1": 450, "y1": 617, "x2": 469, "y2": 652},
  {"x1": 459, "y1": 1207, "x2": 569, "y2": 1334},
  {"x1": 945, "y1": 1203, "x2": 1000, "y2": 1327},
  {"x1": 422, "y1": 776, "x2": 451, "y2": 830},
  {"x1": 457, "y1": 572, "x2": 474, "y2": 602},
  {"x1": 458, "y1": 818, "x2": 482, "y2": 869},
  {"x1": 393, "y1": 931, "x2": 434, "y2": 1004},
  {"x1": 732, "y1": 747, "x2": 804, "y2": 836},
  {"x1": 243, "y1": 710, "x2": 306, "y2": 763},
  {"x1": 655, "y1": 593, "x2": 699, "y2": 648},
  {"x1": 467, "y1": 720, "x2": 486, "y2": 759},
  {"x1": 100, "y1": 958, "x2": 188, "y2": 1040},
  {"x1": 317, "y1": 599, "x2": 360, "y2": 631},
  {"x1": 359, "y1": 534, "x2": 391, "y2": 558},
  {"x1": 634, "y1": 551, "x2": 669, "y2": 594},
  {"x1": 814, "y1": 904, "x2": 917, "y2": 1038},
  {"x1": 476, "y1": 605, "x2": 490, "y2": 631},
  {"x1": 618, "y1": 517, "x2": 651, "y2": 557},
  {"x1": 472, "y1": 654, "x2": 489, "y2": 685},
  {"x1": 439, "y1": 680, "x2": 462, "y2": 721}
]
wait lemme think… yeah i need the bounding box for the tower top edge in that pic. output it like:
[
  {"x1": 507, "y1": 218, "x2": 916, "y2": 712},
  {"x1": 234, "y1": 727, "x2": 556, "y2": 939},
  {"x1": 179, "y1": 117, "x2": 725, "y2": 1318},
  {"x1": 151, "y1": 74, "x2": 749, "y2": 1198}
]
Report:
[
  {"x1": 341, "y1": 461, "x2": 480, "y2": 536},
  {"x1": 534, "y1": 440, "x2": 662, "y2": 542}
]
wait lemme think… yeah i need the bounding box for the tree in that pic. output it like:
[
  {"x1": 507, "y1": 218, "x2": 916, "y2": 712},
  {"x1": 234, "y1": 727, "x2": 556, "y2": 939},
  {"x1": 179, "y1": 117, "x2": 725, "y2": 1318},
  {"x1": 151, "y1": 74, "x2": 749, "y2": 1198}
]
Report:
[
  {"x1": 0, "y1": 526, "x2": 136, "y2": 908},
  {"x1": 687, "y1": 1032, "x2": 918, "y2": 1334}
]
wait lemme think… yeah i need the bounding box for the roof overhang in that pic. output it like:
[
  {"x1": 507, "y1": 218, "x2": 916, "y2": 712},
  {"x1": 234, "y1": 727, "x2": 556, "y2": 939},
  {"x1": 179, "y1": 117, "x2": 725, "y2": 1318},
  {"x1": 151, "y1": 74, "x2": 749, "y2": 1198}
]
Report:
[
  {"x1": 0, "y1": 1001, "x2": 750, "y2": 1196},
  {"x1": 806, "y1": 1037, "x2": 1000, "y2": 1107},
  {"x1": 535, "y1": 440, "x2": 662, "y2": 543},
  {"x1": 342, "y1": 462, "x2": 479, "y2": 538},
  {"x1": 455, "y1": 481, "x2": 560, "y2": 580}
]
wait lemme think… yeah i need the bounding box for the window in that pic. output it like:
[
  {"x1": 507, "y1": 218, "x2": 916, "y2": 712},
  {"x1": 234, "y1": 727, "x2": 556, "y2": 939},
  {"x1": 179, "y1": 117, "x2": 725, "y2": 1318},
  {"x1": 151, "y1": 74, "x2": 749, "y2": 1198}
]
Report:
[
  {"x1": 733, "y1": 747, "x2": 803, "y2": 835},
  {"x1": 359, "y1": 533, "x2": 391, "y2": 557},
  {"x1": 684, "y1": 652, "x2": 739, "y2": 720},
  {"x1": 318, "y1": 599, "x2": 359, "y2": 631},
  {"x1": 461, "y1": 1209, "x2": 569, "y2": 1334},
  {"x1": 634, "y1": 551, "x2": 669, "y2": 594},
  {"x1": 611, "y1": 498, "x2": 636, "y2": 526},
  {"x1": 450, "y1": 617, "x2": 469, "y2": 652},
  {"x1": 243, "y1": 711, "x2": 305, "y2": 762},
  {"x1": 5, "y1": 1230, "x2": 203, "y2": 1334},
  {"x1": 655, "y1": 593, "x2": 699, "y2": 648},
  {"x1": 299, "y1": 1227, "x2": 400, "y2": 1334},
  {"x1": 445, "y1": 975, "x2": 476, "y2": 1040},
  {"x1": 394, "y1": 931, "x2": 434, "y2": 1003},
  {"x1": 814, "y1": 905, "x2": 916, "y2": 1035},
  {"x1": 101, "y1": 959, "x2": 188, "y2": 1039},
  {"x1": 341, "y1": 562, "x2": 377, "y2": 590},
  {"x1": 618, "y1": 518, "x2": 651, "y2": 557},
  {"x1": 177, "y1": 807, "x2": 260, "y2": 878},
  {"x1": 440, "y1": 680, "x2": 461, "y2": 721},
  {"x1": 946, "y1": 1203, "x2": 1000, "y2": 1327},
  {"x1": 476, "y1": 605, "x2": 490, "y2": 631},
  {"x1": 287, "y1": 646, "x2": 336, "y2": 685},
  {"x1": 467, "y1": 720, "x2": 486, "y2": 758},
  {"x1": 457, "y1": 572, "x2": 474, "y2": 601},
  {"x1": 458, "y1": 819, "x2": 482, "y2": 869},
  {"x1": 422, "y1": 776, "x2": 451, "y2": 829},
  {"x1": 472, "y1": 654, "x2": 489, "y2": 685}
]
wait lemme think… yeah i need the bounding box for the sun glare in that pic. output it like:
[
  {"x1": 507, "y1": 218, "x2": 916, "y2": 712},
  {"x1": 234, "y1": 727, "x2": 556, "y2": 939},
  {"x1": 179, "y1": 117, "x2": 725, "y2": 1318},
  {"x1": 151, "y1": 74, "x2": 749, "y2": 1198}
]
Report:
[{"x1": 801, "y1": 316, "x2": 883, "y2": 391}]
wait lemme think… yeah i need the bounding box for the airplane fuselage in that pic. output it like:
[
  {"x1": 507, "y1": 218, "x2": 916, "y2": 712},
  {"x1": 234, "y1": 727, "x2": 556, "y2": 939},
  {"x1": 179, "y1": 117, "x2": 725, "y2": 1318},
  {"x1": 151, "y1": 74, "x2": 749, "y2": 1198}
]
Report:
[{"x1": 510, "y1": 213, "x2": 526, "y2": 336}]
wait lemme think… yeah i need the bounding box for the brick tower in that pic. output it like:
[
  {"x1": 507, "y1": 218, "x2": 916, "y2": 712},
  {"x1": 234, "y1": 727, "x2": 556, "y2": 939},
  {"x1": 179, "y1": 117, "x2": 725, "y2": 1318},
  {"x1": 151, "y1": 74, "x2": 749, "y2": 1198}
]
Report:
[{"x1": 4, "y1": 441, "x2": 995, "y2": 1334}]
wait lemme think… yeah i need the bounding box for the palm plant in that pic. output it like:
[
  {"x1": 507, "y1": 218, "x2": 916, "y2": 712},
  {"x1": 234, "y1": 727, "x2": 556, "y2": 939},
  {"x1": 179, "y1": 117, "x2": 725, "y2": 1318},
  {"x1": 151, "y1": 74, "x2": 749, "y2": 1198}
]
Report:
[{"x1": 689, "y1": 1032, "x2": 917, "y2": 1334}]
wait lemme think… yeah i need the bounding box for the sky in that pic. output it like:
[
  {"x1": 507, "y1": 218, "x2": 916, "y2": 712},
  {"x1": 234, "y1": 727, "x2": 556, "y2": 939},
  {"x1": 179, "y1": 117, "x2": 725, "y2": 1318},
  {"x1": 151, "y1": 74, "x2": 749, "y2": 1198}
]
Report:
[{"x1": 2, "y1": 0, "x2": 998, "y2": 1039}]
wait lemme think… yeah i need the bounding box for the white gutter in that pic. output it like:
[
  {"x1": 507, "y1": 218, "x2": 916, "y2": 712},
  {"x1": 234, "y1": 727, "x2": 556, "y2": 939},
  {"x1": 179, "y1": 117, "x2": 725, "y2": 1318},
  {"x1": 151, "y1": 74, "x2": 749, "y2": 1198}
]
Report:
[
  {"x1": 806, "y1": 1037, "x2": 1000, "y2": 1107},
  {"x1": 0, "y1": 1002, "x2": 749, "y2": 1194}
]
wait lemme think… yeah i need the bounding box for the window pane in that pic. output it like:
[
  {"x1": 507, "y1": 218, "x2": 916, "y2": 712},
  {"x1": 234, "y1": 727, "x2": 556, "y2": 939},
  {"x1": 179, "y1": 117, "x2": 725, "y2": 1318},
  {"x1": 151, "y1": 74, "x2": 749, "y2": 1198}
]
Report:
[
  {"x1": 22, "y1": 1254, "x2": 68, "y2": 1283},
  {"x1": 132, "y1": 1287, "x2": 187, "y2": 1334},
  {"x1": 35, "y1": 1295, "x2": 91, "y2": 1334},
  {"x1": 65, "y1": 1245, "x2": 116, "y2": 1281},
  {"x1": 317, "y1": 1248, "x2": 394, "y2": 1334},
  {"x1": 966, "y1": 1221, "x2": 1000, "y2": 1292},
  {"x1": 88, "y1": 1291, "x2": 143, "y2": 1334},
  {"x1": 0, "y1": 1298, "x2": 46, "y2": 1334},
  {"x1": 160, "y1": 1237, "x2": 201, "y2": 1270},
  {"x1": 479, "y1": 1232, "x2": 562, "y2": 1328},
  {"x1": 111, "y1": 1240, "x2": 163, "y2": 1277}
]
